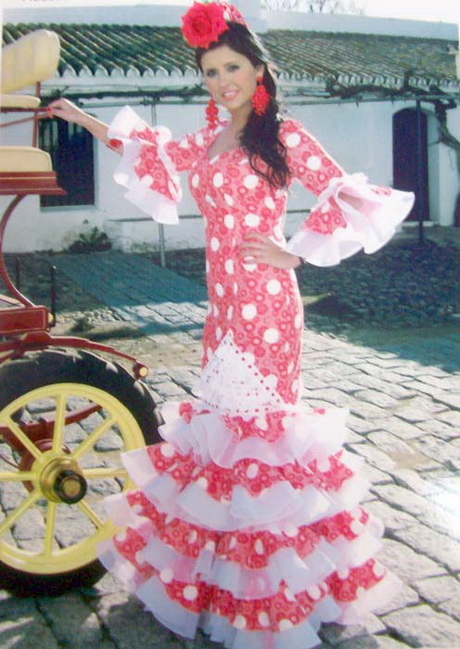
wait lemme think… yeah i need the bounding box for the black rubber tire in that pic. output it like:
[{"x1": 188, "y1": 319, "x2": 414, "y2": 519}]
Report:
[{"x1": 0, "y1": 349, "x2": 163, "y2": 596}]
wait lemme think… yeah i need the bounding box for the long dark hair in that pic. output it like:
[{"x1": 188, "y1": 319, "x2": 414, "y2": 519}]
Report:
[{"x1": 195, "y1": 23, "x2": 290, "y2": 190}]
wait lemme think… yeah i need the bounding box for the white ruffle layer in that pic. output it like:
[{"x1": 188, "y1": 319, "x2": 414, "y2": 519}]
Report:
[
  {"x1": 116, "y1": 443, "x2": 368, "y2": 533},
  {"x1": 109, "y1": 105, "x2": 181, "y2": 224},
  {"x1": 159, "y1": 400, "x2": 349, "y2": 468},
  {"x1": 137, "y1": 574, "x2": 339, "y2": 649},
  {"x1": 97, "y1": 544, "x2": 401, "y2": 649},
  {"x1": 334, "y1": 569, "x2": 403, "y2": 625},
  {"x1": 100, "y1": 511, "x2": 383, "y2": 601},
  {"x1": 286, "y1": 172, "x2": 415, "y2": 267}
]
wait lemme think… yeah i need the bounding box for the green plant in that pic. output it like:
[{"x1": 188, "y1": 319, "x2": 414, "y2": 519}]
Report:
[
  {"x1": 70, "y1": 315, "x2": 92, "y2": 333},
  {"x1": 66, "y1": 227, "x2": 112, "y2": 254}
]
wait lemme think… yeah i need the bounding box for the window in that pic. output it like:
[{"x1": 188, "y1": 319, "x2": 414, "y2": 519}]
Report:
[{"x1": 39, "y1": 118, "x2": 95, "y2": 207}]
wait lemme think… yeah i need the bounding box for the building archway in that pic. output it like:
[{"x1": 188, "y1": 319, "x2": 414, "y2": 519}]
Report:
[{"x1": 393, "y1": 107, "x2": 430, "y2": 222}]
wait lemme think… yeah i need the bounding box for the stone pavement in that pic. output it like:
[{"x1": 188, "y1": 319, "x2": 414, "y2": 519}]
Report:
[{"x1": 1, "y1": 252, "x2": 460, "y2": 649}]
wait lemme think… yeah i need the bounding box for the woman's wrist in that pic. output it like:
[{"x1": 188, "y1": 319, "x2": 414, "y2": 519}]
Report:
[
  {"x1": 81, "y1": 115, "x2": 111, "y2": 146},
  {"x1": 277, "y1": 250, "x2": 303, "y2": 270},
  {"x1": 281, "y1": 251, "x2": 303, "y2": 270}
]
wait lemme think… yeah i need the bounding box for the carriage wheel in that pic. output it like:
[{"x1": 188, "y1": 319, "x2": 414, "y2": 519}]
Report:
[{"x1": 0, "y1": 349, "x2": 162, "y2": 596}]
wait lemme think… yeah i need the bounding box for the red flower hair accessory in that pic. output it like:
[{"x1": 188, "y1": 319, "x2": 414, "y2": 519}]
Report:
[{"x1": 181, "y1": 1, "x2": 247, "y2": 49}]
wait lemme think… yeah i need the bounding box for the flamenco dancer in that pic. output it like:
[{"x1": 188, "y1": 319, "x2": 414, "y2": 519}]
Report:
[{"x1": 50, "y1": 2, "x2": 414, "y2": 647}]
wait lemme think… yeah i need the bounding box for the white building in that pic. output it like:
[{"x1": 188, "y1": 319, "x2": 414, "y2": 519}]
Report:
[{"x1": 1, "y1": 1, "x2": 459, "y2": 253}]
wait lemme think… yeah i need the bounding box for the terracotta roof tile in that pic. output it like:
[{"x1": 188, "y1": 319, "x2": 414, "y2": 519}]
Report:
[{"x1": 2, "y1": 23, "x2": 458, "y2": 92}]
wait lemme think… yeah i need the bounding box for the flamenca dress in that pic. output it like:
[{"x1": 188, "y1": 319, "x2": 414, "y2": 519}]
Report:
[{"x1": 99, "y1": 106, "x2": 414, "y2": 649}]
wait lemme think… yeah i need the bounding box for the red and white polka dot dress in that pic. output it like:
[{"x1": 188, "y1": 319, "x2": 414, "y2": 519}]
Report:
[{"x1": 100, "y1": 107, "x2": 414, "y2": 649}]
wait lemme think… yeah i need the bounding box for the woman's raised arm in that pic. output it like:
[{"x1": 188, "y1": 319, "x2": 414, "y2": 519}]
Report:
[{"x1": 48, "y1": 98, "x2": 118, "y2": 151}]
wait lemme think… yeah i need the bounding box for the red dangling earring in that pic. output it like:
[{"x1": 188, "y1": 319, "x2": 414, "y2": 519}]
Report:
[
  {"x1": 206, "y1": 98, "x2": 219, "y2": 130},
  {"x1": 252, "y1": 75, "x2": 270, "y2": 116}
]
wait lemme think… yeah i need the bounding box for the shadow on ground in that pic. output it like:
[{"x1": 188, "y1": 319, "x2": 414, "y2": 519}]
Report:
[{"x1": 3, "y1": 235, "x2": 459, "y2": 373}]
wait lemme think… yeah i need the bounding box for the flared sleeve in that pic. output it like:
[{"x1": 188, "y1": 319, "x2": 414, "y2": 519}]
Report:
[
  {"x1": 108, "y1": 106, "x2": 210, "y2": 224},
  {"x1": 281, "y1": 120, "x2": 415, "y2": 267}
]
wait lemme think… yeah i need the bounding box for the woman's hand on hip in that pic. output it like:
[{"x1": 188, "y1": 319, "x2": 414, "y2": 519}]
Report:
[{"x1": 239, "y1": 233, "x2": 302, "y2": 270}]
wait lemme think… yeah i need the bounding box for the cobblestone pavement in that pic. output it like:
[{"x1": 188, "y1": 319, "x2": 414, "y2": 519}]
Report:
[{"x1": 1, "y1": 252, "x2": 460, "y2": 649}]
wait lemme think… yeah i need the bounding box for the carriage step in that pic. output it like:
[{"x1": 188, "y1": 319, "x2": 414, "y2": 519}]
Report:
[{"x1": 0, "y1": 303, "x2": 50, "y2": 334}]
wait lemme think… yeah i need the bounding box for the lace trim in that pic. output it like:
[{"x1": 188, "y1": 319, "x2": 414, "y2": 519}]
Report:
[{"x1": 197, "y1": 330, "x2": 289, "y2": 416}]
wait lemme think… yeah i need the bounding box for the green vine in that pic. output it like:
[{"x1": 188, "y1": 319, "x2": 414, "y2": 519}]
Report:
[
  {"x1": 323, "y1": 74, "x2": 460, "y2": 154},
  {"x1": 434, "y1": 99, "x2": 460, "y2": 152}
]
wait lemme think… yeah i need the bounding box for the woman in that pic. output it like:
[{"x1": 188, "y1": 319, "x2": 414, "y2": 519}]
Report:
[{"x1": 50, "y1": 2, "x2": 414, "y2": 648}]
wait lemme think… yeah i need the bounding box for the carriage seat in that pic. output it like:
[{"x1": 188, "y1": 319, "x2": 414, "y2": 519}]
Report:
[
  {"x1": 0, "y1": 147, "x2": 52, "y2": 173},
  {"x1": 0, "y1": 29, "x2": 63, "y2": 196},
  {"x1": 1, "y1": 29, "x2": 60, "y2": 110}
]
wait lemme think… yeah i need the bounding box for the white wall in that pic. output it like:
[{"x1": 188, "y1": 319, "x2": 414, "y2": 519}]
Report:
[
  {"x1": 1, "y1": 2, "x2": 458, "y2": 253},
  {"x1": 289, "y1": 100, "x2": 460, "y2": 228},
  {"x1": 2, "y1": 93, "x2": 459, "y2": 253},
  {"x1": 437, "y1": 105, "x2": 460, "y2": 226}
]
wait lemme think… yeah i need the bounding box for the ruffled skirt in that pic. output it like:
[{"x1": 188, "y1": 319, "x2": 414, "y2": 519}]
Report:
[{"x1": 99, "y1": 398, "x2": 400, "y2": 649}]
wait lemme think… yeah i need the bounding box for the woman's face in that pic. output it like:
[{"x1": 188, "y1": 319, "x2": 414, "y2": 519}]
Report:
[{"x1": 201, "y1": 45, "x2": 263, "y2": 119}]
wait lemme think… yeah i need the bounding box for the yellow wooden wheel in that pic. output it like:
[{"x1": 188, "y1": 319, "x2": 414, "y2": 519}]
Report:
[{"x1": 0, "y1": 350, "x2": 161, "y2": 595}]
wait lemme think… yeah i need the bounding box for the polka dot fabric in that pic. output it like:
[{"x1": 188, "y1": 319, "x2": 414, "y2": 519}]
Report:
[
  {"x1": 100, "y1": 109, "x2": 409, "y2": 649},
  {"x1": 167, "y1": 119, "x2": 344, "y2": 405}
]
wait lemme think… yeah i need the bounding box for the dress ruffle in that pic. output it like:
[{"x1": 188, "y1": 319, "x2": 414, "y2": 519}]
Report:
[
  {"x1": 286, "y1": 173, "x2": 415, "y2": 267},
  {"x1": 114, "y1": 446, "x2": 368, "y2": 533},
  {"x1": 159, "y1": 399, "x2": 350, "y2": 468},
  {"x1": 108, "y1": 105, "x2": 181, "y2": 224},
  {"x1": 99, "y1": 395, "x2": 401, "y2": 648}
]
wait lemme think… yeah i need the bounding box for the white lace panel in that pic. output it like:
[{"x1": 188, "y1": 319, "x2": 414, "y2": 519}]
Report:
[{"x1": 197, "y1": 330, "x2": 288, "y2": 416}]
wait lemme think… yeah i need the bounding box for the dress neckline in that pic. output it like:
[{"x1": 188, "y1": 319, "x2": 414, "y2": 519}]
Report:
[{"x1": 206, "y1": 121, "x2": 240, "y2": 162}]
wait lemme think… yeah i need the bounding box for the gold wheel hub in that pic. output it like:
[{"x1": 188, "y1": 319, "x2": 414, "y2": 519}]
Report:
[{"x1": 36, "y1": 453, "x2": 87, "y2": 504}]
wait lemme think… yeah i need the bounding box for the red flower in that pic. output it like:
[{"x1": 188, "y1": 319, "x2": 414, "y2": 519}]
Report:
[{"x1": 181, "y1": 1, "x2": 230, "y2": 49}]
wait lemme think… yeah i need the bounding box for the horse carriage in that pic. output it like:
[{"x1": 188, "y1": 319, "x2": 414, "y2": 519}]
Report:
[{"x1": 0, "y1": 30, "x2": 161, "y2": 596}]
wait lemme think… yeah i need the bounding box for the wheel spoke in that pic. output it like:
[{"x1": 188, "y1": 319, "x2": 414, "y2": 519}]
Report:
[
  {"x1": 0, "y1": 490, "x2": 40, "y2": 536},
  {"x1": 52, "y1": 393, "x2": 67, "y2": 453},
  {"x1": 83, "y1": 466, "x2": 127, "y2": 480},
  {"x1": 72, "y1": 415, "x2": 116, "y2": 460},
  {"x1": 0, "y1": 374, "x2": 149, "y2": 576},
  {"x1": 43, "y1": 501, "x2": 57, "y2": 559},
  {"x1": 0, "y1": 470, "x2": 35, "y2": 482},
  {"x1": 1, "y1": 416, "x2": 42, "y2": 460},
  {"x1": 77, "y1": 499, "x2": 105, "y2": 529}
]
